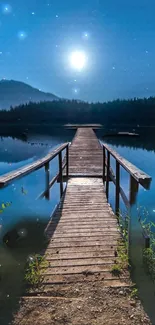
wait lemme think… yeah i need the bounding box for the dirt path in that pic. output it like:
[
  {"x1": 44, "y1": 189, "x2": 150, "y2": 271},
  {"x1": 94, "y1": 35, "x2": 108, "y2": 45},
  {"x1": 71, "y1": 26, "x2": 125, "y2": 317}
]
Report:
[{"x1": 13, "y1": 282, "x2": 151, "y2": 325}]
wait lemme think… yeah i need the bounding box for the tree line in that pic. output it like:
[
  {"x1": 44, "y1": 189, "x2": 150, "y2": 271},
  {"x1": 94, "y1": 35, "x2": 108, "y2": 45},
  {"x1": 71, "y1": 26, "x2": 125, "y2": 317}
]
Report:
[{"x1": 0, "y1": 97, "x2": 155, "y2": 126}]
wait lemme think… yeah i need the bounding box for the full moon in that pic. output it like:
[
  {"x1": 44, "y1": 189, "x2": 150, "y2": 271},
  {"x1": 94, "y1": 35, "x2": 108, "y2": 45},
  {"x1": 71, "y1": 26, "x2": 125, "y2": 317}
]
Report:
[{"x1": 70, "y1": 51, "x2": 86, "y2": 70}]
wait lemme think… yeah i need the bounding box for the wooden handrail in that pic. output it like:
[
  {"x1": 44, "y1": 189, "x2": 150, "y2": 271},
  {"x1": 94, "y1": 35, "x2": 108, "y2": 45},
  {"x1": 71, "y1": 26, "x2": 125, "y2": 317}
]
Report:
[
  {"x1": 103, "y1": 143, "x2": 152, "y2": 189},
  {"x1": 0, "y1": 143, "x2": 69, "y2": 188},
  {"x1": 102, "y1": 143, "x2": 152, "y2": 214},
  {"x1": 37, "y1": 162, "x2": 67, "y2": 200}
]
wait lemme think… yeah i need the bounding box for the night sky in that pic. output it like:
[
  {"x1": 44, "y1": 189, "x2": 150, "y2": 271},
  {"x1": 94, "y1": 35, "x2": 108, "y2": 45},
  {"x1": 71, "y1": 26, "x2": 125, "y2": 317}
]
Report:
[{"x1": 1, "y1": 0, "x2": 155, "y2": 102}]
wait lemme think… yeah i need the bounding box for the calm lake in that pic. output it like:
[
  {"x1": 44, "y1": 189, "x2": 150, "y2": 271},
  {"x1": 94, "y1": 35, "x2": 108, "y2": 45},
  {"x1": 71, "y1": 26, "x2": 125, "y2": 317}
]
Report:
[{"x1": 0, "y1": 126, "x2": 155, "y2": 324}]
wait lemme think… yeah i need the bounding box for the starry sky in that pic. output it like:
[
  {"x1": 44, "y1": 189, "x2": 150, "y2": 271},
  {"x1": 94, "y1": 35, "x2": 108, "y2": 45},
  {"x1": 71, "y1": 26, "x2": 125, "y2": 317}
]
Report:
[{"x1": 1, "y1": 0, "x2": 155, "y2": 102}]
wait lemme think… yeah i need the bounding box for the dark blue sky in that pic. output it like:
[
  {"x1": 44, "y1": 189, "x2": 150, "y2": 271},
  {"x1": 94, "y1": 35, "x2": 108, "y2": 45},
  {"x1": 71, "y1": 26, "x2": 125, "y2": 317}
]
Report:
[{"x1": 1, "y1": 0, "x2": 155, "y2": 102}]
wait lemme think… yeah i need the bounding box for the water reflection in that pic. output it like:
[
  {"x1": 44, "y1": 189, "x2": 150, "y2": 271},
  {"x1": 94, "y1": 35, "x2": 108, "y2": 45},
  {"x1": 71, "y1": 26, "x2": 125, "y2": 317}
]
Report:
[
  {"x1": 97, "y1": 126, "x2": 155, "y2": 152},
  {"x1": 99, "y1": 131, "x2": 155, "y2": 324},
  {"x1": 0, "y1": 129, "x2": 74, "y2": 325},
  {"x1": 1, "y1": 128, "x2": 155, "y2": 323}
]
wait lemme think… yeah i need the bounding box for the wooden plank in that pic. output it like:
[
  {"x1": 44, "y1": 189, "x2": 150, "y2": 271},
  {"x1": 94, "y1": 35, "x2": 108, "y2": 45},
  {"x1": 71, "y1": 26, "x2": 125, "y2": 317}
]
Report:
[
  {"x1": 66, "y1": 128, "x2": 103, "y2": 177},
  {"x1": 64, "y1": 124, "x2": 102, "y2": 129},
  {"x1": 42, "y1": 273, "x2": 128, "y2": 285},
  {"x1": 103, "y1": 143, "x2": 152, "y2": 189},
  {"x1": 41, "y1": 177, "x2": 128, "y2": 292}
]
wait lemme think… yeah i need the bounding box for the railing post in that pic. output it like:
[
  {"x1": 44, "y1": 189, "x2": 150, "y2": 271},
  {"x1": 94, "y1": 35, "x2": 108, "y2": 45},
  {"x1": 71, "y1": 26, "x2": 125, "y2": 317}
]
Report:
[
  {"x1": 129, "y1": 175, "x2": 139, "y2": 206},
  {"x1": 45, "y1": 162, "x2": 50, "y2": 200},
  {"x1": 115, "y1": 161, "x2": 120, "y2": 216},
  {"x1": 103, "y1": 146, "x2": 106, "y2": 183},
  {"x1": 66, "y1": 144, "x2": 69, "y2": 179},
  {"x1": 59, "y1": 151, "x2": 63, "y2": 198},
  {"x1": 106, "y1": 151, "x2": 110, "y2": 200}
]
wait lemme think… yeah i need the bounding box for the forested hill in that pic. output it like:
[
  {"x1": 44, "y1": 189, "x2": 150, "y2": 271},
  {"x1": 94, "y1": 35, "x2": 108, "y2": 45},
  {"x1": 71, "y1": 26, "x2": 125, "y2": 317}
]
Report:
[{"x1": 0, "y1": 97, "x2": 155, "y2": 126}]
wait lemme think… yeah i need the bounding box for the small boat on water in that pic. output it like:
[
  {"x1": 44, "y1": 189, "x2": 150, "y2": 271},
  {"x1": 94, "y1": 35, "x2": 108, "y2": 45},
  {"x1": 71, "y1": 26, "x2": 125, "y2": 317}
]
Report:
[{"x1": 103, "y1": 132, "x2": 139, "y2": 138}]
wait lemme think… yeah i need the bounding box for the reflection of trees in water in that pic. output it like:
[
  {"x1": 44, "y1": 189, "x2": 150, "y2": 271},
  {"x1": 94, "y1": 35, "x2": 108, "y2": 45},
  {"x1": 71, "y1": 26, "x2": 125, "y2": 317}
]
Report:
[
  {"x1": 104, "y1": 136, "x2": 155, "y2": 152},
  {"x1": 0, "y1": 127, "x2": 74, "y2": 163},
  {"x1": 97, "y1": 128, "x2": 155, "y2": 152}
]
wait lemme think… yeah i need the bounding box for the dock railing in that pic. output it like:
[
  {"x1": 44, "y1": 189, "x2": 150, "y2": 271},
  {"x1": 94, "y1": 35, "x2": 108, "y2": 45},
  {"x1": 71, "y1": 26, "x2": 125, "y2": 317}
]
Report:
[
  {"x1": 102, "y1": 143, "x2": 152, "y2": 215},
  {"x1": 0, "y1": 142, "x2": 69, "y2": 200}
]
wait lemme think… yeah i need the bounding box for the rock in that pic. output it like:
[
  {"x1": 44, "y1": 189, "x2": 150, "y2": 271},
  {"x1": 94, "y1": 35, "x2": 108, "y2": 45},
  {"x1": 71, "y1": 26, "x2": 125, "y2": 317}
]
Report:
[{"x1": 130, "y1": 301, "x2": 136, "y2": 307}]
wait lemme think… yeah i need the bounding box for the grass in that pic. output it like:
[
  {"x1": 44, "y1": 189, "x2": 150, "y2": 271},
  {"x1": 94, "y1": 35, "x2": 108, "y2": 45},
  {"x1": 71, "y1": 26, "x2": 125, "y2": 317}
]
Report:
[
  {"x1": 111, "y1": 209, "x2": 130, "y2": 277},
  {"x1": 111, "y1": 240, "x2": 129, "y2": 276},
  {"x1": 25, "y1": 254, "x2": 48, "y2": 287},
  {"x1": 111, "y1": 264, "x2": 122, "y2": 276},
  {"x1": 143, "y1": 248, "x2": 155, "y2": 281},
  {"x1": 138, "y1": 206, "x2": 155, "y2": 281},
  {"x1": 130, "y1": 287, "x2": 138, "y2": 298}
]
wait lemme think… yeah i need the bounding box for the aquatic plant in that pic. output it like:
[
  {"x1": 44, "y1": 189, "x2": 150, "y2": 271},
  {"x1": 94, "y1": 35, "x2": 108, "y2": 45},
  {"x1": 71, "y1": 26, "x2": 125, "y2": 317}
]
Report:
[
  {"x1": 138, "y1": 206, "x2": 155, "y2": 281},
  {"x1": 0, "y1": 201, "x2": 12, "y2": 213},
  {"x1": 25, "y1": 254, "x2": 48, "y2": 287},
  {"x1": 111, "y1": 210, "x2": 129, "y2": 276}
]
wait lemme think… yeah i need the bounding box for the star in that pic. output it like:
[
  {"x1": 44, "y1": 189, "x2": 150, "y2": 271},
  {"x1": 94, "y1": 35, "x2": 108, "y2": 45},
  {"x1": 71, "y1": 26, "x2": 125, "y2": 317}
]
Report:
[
  {"x1": 2, "y1": 4, "x2": 12, "y2": 14},
  {"x1": 83, "y1": 32, "x2": 89, "y2": 39},
  {"x1": 56, "y1": 15, "x2": 59, "y2": 18},
  {"x1": 73, "y1": 88, "x2": 79, "y2": 94},
  {"x1": 18, "y1": 31, "x2": 27, "y2": 40},
  {"x1": 31, "y1": 12, "x2": 35, "y2": 15},
  {"x1": 112, "y1": 66, "x2": 116, "y2": 70}
]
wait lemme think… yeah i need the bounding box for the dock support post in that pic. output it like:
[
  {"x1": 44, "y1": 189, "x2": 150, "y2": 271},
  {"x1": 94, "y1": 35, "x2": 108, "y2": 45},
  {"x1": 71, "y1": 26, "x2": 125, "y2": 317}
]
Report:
[
  {"x1": 59, "y1": 151, "x2": 63, "y2": 198},
  {"x1": 103, "y1": 147, "x2": 106, "y2": 183},
  {"x1": 66, "y1": 144, "x2": 69, "y2": 179},
  {"x1": 115, "y1": 161, "x2": 120, "y2": 216},
  {"x1": 128, "y1": 176, "x2": 139, "y2": 253},
  {"x1": 106, "y1": 151, "x2": 110, "y2": 200},
  {"x1": 45, "y1": 162, "x2": 50, "y2": 200},
  {"x1": 129, "y1": 175, "x2": 139, "y2": 206}
]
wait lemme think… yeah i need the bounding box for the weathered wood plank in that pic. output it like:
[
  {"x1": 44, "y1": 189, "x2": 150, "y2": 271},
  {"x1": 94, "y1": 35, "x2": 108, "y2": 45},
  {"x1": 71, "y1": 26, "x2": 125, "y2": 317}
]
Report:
[
  {"x1": 42, "y1": 177, "x2": 128, "y2": 291},
  {"x1": 66, "y1": 128, "x2": 103, "y2": 176}
]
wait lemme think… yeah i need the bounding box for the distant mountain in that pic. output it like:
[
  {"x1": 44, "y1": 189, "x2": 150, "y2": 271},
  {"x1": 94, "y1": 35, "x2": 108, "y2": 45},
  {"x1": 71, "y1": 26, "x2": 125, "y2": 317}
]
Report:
[{"x1": 0, "y1": 79, "x2": 59, "y2": 110}]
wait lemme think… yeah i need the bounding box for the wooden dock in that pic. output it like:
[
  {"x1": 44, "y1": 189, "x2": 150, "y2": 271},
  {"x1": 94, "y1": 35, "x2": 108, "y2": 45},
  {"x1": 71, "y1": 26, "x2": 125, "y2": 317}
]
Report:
[
  {"x1": 42, "y1": 128, "x2": 126, "y2": 287},
  {"x1": 44, "y1": 177, "x2": 124, "y2": 287},
  {"x1": 40, "y1": 127, "x2": 151, "y2": 290},
  {"x1": 0, "y1": 127, "x2": 151, "y2": 325},
  {"x1": 68, "y1": 128, "x2": 103, "y2": 176},
  {"x1": 0, "y1": 127, "x2": 152, "y2": 325}
]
